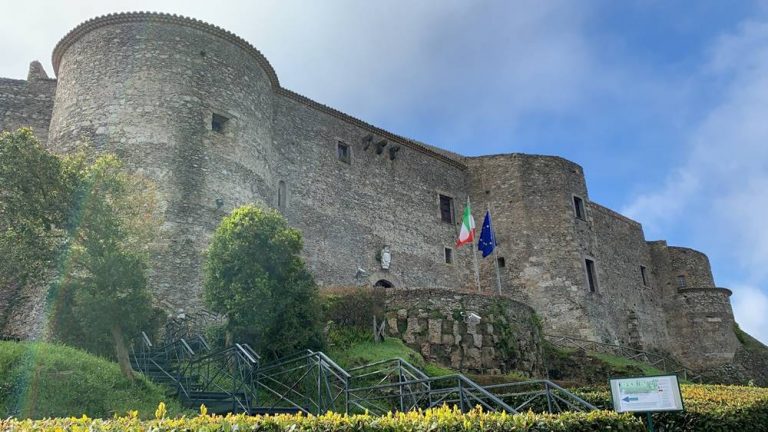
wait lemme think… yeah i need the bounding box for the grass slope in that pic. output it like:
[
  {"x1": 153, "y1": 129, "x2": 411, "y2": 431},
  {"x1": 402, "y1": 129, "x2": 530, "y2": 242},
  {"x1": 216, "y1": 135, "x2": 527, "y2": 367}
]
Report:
[
  {"x1": 328, "y1": 337, "x2": 454, "y2": 376},
  {"x1": 0, "y1": 341, "x2": 184, "y2": 419}
]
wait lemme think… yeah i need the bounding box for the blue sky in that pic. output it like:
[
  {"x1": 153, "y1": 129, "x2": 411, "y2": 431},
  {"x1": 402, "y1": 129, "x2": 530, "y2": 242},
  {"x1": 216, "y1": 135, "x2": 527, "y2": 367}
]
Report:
[{"x1": 2, "y1": 1, "x2": 766, "y2": 344}]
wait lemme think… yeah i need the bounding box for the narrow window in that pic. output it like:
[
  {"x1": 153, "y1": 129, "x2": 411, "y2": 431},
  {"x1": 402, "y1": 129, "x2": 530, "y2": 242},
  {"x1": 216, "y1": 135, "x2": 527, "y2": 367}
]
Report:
[
  {"x1": 337, "y1": 141, "x2": 350, "y2": 164},
  {"x1": 277, "y1": 180, "x2": 286, "y2": 210},
  {"x1": 640, "y1": 266, "x2": 648, "y2": 286},
  {"x1": 439, "y1": 194, "x2": 454, "y2": 223},
  {"x1": 212, "y1": 113, "x2": 228, "y2": 133},
  {"x1": 585, "y1": 259, "x2": 598, "y2": 292},
  {"x1": 444, "y1": 247, "x2": 453, "y2": 264},
  {"x1": 677, "y1": 275, "x2": 687, "y2": 288},
  {"x1": 498, "y1": 257, "x2": 506, "y2": 268},
  {"x1": 573, "y1": 196, "x2": 585, "y2": 220}
]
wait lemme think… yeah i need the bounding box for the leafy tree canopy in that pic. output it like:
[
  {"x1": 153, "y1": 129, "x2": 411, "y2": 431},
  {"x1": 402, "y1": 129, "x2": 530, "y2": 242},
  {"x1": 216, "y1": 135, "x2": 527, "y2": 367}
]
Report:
[
  {"x1": 0, "y1": 128, "x2": 162, "y2": 379},
  {"x1": 204, "y1": 205, "x2": 322, "y2": 359}
]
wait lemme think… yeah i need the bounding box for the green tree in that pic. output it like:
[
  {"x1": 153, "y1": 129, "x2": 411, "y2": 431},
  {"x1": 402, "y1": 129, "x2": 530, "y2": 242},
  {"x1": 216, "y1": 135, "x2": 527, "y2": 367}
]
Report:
[
  {"x1": 204, "y1": 205, "x2": 322, "y2": 359},
  {"x1": 0, "y1": 129, "x2": 78, "y2": 332},
  {"x1": 1, "y1": 128, "x2": 162, "y2": 379},
  {"x1": 53, "y1": 155, "x2": 162, "y2": 379}
]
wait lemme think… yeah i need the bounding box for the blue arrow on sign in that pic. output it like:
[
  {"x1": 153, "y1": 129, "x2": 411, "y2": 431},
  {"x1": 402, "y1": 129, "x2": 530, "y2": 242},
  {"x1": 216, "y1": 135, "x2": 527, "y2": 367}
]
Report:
[{"x1": 622, "y1": 396, "x2": 639, "y2": 402}]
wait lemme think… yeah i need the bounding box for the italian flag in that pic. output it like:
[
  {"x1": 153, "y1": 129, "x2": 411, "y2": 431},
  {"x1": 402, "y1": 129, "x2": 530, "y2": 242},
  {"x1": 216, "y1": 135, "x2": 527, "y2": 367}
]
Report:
[{"x1": 456, "y1": 201, "x2": 476, "y2": 247}]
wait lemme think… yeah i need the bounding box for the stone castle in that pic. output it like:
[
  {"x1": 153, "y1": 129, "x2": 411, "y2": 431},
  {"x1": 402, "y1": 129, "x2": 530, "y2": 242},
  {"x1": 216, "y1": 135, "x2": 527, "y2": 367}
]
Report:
[{"x1": 0, "y1": 12, "x2": 763, "y2": 378}]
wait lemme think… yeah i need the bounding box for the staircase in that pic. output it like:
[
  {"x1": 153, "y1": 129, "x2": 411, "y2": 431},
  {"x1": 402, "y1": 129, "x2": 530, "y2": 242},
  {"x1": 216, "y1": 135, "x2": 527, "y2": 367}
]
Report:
[{"x1": 132, "y1": 332, "x2": 596, "y2": 416}]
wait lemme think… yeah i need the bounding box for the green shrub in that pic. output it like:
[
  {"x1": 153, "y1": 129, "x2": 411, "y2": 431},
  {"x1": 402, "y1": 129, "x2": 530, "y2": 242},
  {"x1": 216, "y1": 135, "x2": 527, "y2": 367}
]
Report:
[
  {"x1": 574, "y1": 383, "x2": 768, "y2": 431},
  {"x1": 0, "y1": 405, "x2": 644, "y2": 431}
]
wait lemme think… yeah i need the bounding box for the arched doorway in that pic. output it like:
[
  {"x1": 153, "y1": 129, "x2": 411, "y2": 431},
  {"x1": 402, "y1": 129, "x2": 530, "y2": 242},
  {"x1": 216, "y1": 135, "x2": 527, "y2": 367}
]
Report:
[{"x1": 374, "y1": 279, "x2": 393, "y2": 288}]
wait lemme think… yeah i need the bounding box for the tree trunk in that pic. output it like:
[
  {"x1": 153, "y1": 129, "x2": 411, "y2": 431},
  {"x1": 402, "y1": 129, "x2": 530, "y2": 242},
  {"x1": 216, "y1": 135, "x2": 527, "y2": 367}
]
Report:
[{"x1": 111, "y1": 324, "x2": 135, "y2": 381}]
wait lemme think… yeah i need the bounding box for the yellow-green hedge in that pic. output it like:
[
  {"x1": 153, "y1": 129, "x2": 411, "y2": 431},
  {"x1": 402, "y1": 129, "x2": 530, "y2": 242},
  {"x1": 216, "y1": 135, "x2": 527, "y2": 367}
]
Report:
[
  {"x1": 1, "y1": 405, "x2": 643, "y2": 431},
  {"x1": 575, "y1": 384, "x2": 768, "y2": 431}
]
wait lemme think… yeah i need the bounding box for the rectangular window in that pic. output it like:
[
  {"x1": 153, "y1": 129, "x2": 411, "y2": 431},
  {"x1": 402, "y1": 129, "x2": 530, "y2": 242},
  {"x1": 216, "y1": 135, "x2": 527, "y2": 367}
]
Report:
[
  {"x1": 337, "y1": 141, "x2": 350, "y2": 163},
  {"x1": 585, "y1": 258, "x2": 597, "y2": 292},
  {"x1": 573, "y1": 196, "x2": 585, "y2": 220},
  {"x1": 640, "y1": 266, "x2": 648, "y2": 286},
  {"x1": 277, "y1": 180, "x2": 286, "y2": 210},
  {"x1": 444, "y1": 247, "x2": 453, "y2": 264},
  {"x1": 439, "y1": 194, "x2": 454, "y2": 223},
  {"x1": 498, "y1": 257, "x2": 506, "y2": 268},
  {"x1": 212, "y1": 113, "x2": 228, "y2": 133},
  {"x1": 677, "y1": 275, "x2": 687, "y2": 288}
]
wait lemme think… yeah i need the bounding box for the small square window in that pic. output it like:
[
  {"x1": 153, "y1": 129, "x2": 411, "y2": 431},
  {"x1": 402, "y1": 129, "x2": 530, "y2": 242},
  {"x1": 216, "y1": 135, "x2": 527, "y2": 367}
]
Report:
[
  {"x1": 677, "y1": 275, "x2": 687, "y2": 288},
  {"x1": 640, "y1": 266, "x2": 648, "y2": 286},
  {"x1": 337, "y1": 142, "x2": 350, "y2": 164},
  {"x1": 439, "y1": 194, "x2": 454, "y2": 224},
  {"x1": 212, "y1": 113, "x2": 228, "y2": 133},
  {"x1": 573, "y1": 196, "x2": 585, "y2": 220},
  {"x1": 444, "y1": 247, "x2": 453, "y2": 264}
]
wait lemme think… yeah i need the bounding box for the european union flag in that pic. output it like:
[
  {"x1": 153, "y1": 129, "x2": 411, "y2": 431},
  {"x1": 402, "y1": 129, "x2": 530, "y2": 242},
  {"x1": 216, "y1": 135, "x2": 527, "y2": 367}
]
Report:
[{"x1": 478, "y1": 210, "x2": 496, "y2": 258}]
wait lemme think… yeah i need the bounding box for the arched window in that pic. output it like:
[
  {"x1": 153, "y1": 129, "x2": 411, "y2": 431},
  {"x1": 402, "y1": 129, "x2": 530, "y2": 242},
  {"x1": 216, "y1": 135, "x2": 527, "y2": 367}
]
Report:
[{"x1": 374, "y1": 279, "x2": 393, "y2": 288}]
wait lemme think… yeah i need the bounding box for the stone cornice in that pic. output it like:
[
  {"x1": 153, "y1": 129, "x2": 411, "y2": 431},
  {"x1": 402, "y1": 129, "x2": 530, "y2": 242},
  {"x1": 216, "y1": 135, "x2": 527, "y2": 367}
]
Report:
[
  {"x1": 678, "y1": 287, "x2": 733, "y2": 297},
  {"x1": 51, "y1": 11, "x2": 280, "y2": 87},
  {"x1": 51, "y1": 11, "x2": 467, "y2": 171}
]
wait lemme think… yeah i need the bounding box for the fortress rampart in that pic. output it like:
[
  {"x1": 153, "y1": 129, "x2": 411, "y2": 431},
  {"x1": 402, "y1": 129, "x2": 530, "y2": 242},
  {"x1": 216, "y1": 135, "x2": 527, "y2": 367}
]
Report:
[{"x1": 0, "y1": 12, "x2": 751, "y2": 375}]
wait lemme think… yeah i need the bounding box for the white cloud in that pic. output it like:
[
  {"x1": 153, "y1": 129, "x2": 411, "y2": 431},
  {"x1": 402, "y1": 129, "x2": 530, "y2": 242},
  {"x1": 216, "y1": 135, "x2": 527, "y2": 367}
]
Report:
[
  {"x1": 622, "y1": 18, "x2": 768, "y2": 344},
  {"x1": 731, "y1": 285, "x2": 768, "y2": 345}
]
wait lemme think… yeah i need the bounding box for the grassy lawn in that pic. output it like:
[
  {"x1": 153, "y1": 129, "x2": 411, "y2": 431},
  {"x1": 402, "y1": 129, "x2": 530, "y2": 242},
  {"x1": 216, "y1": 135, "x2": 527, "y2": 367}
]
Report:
[{"x1": 0, "y1": 341, "x2": 185, "y2": 419}]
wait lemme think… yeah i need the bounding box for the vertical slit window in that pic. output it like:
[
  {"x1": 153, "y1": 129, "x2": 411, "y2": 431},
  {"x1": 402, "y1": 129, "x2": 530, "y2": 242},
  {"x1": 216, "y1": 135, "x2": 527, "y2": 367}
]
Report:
[
  {"x1": 444, "y1": 247, "x2": 453, "y2": 264},
  {"x1": 640, "y1": 266, "x2": 648, "y2": 286},
  {"x1": 277, "y1": 180, "x2": 286, "y2": 210},
  {"x1": 573, "y1": 196, "x2": 585, "y2": 220},
  {"x1": 585, "y1": 259, "x2": 597, "y2": 292}
]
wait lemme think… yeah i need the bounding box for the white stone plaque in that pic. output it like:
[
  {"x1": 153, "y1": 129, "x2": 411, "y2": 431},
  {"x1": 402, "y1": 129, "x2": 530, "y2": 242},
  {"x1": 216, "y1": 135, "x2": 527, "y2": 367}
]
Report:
[{"x1": 609, "y1": 375, "x2": 684, "y2": 413}]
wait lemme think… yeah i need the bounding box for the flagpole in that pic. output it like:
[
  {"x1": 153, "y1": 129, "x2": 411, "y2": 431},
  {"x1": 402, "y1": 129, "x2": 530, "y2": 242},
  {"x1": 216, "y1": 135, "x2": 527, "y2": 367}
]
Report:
[
  {"x1": 469, "y1": 198, "x2": 481, "y2": 293},
  {"x1": 488, "y1": 204, "x2": 503, "y2": 295}
]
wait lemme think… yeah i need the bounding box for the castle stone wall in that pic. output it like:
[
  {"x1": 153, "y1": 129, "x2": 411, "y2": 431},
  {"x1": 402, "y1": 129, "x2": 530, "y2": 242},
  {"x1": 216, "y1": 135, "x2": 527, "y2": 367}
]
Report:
[
  {"x1": 588, "y1": 204, "x2": 669, "y2": 350},
  {"x1": 0, "y1": 62, "x2": 56, "y2": 145},
  {"x1": 48, "y1": 18, "x2": 278, "y2": 312},
  {"x1": 466, "y1": 155, "x2": 596, "y2": 339},
  {"x1": 272, "y1": 95, "x2": 470, "y2": 289},
  {"x1": 384, "y1": 289, "x2": 545, "y2": 375},
  {"x1": 0, "y1": 12, "x2": 760, "y2": 377}
]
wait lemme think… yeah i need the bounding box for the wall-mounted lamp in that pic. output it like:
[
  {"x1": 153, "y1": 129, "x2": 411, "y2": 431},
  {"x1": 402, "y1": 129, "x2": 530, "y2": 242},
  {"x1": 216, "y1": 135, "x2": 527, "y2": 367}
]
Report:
[{"x1": 215, "y1": 198, "x2": 224, "y2": 209}]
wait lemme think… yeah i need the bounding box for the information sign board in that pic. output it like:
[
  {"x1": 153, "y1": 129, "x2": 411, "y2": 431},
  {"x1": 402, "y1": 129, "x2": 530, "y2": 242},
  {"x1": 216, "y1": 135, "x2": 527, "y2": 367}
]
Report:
[{"x1": 609, "y1": 375, "x2": 684, "y2": 413}]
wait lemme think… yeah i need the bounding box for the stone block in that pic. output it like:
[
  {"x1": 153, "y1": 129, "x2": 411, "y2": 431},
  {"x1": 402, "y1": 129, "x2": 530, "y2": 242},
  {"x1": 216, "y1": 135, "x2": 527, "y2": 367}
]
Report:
[{"x1": 428, "y1": 319, "x2": 442, "y2": 344}]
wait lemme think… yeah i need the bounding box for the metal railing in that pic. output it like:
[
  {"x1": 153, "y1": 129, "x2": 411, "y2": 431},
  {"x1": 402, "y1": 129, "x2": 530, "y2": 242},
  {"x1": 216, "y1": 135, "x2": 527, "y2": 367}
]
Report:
[
  {"x1": 483, "y1": 380, "x2": 598, "y2": 413},
  {"x1": 347, "y1": 358, "x2": 431, "y2": 414},
  {"x1": 545, "y1": 334, "x2": 703, "y2": 382},
  {"x1": 176, "y1": 343, "x2": 260, "y2": 413},
  {"x1": 253, "y1": 350, "x2": 350, "y2": 415}
]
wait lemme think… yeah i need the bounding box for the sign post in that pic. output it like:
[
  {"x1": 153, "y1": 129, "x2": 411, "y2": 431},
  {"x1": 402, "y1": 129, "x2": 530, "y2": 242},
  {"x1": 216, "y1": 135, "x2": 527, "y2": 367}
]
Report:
[{"x1": 609, "y1": 375, "x2": 684, "y2": 432}]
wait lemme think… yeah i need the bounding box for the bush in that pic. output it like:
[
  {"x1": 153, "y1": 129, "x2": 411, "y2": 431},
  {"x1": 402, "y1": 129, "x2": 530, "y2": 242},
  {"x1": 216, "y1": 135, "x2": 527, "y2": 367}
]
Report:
[
  {"x1": 0, "y1": 405, "x2": 644, "y2": 431},
  {"x1": 574, "y1": 383, "x2": 768, "y2": 431},
  {"x1": 321, "y1": 286, "x2": 385, "y2": 329}
]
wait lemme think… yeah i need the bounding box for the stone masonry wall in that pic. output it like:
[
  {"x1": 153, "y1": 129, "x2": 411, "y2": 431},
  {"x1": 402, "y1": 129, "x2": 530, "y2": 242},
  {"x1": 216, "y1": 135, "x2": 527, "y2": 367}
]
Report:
[
  {"x1": 0, "y1": 61, "x2": 56, "y2": 146},
  {"x1": 384, "y1": 288, "x2": 545, "y2": 376},
  {"x1": 48, "y1": 17, "x2": 279, "y2": 313},
  {"x1": 272, "y1": 95, "x2": 469, "y2": 290}
]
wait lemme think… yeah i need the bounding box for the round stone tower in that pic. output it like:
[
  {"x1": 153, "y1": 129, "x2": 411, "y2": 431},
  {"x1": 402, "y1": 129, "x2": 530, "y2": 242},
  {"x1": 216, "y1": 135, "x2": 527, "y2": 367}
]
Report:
[
  {"x1": 661, "y1": 246, "x2": 740, "y2": 369},
  {"x1": 466, "y1": 154, "x2": 602, "y2": 340},
  {"x1": 48, "y1": 12, "x2": 280, "y2": 312}
]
